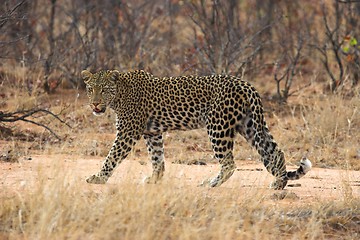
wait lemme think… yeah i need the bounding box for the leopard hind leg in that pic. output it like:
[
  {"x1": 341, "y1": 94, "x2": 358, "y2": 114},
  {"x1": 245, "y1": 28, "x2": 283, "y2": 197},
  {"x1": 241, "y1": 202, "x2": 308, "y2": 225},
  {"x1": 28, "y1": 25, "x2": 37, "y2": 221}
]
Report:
[
  {"x1": 238, "y1": 112, "x2": 311, "y2": 190},
  {"x1": 200, "y1": 123, "x2": 237, "y2": 187}
]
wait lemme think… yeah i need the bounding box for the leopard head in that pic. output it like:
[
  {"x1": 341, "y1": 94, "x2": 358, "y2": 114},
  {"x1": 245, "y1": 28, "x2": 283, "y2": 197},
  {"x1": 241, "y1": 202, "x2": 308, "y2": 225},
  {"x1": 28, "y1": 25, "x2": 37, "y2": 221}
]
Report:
[{"x1": 81, "y1": 70, "x2": 119, "y2": 116}]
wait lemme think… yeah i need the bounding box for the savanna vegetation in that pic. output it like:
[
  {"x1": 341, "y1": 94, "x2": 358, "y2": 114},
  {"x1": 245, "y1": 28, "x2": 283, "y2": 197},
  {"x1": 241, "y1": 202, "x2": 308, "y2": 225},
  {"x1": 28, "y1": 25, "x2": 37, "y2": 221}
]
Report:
[{"x1": 1, "y1": 0, "x2": 360, "y2": 239}]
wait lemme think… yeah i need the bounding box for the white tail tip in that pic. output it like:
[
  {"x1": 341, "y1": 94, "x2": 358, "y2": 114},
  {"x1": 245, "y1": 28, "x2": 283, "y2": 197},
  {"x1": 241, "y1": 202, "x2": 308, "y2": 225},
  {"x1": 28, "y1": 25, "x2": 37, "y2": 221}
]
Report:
[{"x1": 300, "y1": 157, "x2": 312, "y2": 174}]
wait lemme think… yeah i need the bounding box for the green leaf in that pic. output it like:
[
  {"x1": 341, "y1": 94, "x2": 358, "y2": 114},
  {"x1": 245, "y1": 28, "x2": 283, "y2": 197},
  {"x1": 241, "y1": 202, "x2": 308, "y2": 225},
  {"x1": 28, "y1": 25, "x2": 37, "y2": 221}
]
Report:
[
  {"x1": 342, "y1": 45, "x2": 350, "y2": 53},
  {"x1": 350, "y1": 37, "x2": 358, "y2": 46}
]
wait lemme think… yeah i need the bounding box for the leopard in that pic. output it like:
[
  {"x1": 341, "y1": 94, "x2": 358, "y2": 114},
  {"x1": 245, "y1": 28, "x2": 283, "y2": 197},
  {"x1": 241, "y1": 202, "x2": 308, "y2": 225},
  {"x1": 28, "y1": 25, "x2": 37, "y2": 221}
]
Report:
[{"x1": 81, "y1": 69, "x2": 312, "y2": 190}]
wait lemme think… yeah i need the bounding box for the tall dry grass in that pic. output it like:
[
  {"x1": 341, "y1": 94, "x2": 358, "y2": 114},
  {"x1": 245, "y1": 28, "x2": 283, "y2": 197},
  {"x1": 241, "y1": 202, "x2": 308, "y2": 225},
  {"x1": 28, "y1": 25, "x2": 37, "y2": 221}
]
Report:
[
  {"x1": 1, "y1": 163, "x2": 359, "y2": 240},
  {"x1": 299, "y1": 94, "x2": 360, "y2": 170}
]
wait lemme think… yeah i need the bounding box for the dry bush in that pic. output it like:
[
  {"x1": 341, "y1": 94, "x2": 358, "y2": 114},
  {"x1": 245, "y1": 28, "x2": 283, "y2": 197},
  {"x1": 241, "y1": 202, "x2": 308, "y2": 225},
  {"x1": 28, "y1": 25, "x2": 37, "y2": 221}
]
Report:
[{"x1": 1, "y1": 0, "x2": 360, "y2": 95}]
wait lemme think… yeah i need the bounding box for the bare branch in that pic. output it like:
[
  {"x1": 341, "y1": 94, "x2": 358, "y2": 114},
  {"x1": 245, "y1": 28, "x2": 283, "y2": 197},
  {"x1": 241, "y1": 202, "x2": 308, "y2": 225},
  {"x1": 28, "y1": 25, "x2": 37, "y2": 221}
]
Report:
[
  {"x1": 0, "y1": 108, "x2": 71, "y2": 140},
  {"x1": 0, "y1": 0, "x2": 26, "y2": 29},
  {"x1": 319, "y1": 2, "x2": 344, "y2": 91}
]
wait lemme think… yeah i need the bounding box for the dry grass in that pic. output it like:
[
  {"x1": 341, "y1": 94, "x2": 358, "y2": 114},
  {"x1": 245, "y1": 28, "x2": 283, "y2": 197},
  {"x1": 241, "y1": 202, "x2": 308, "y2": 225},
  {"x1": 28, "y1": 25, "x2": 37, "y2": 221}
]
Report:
[
  {"x1": 0, "y1": 163, "x2": 359, "y2": 240},
  {"x1": 301, "y1": 94, "x2": 360, "y2": 169}
]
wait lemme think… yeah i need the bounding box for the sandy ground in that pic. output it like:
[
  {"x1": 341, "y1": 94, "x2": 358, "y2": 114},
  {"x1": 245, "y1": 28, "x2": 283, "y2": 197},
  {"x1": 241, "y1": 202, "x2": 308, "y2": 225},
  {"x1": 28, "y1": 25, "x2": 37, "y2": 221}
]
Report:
[{"x1": 1, "y1": 154, "x2": 359, "y2": 203}]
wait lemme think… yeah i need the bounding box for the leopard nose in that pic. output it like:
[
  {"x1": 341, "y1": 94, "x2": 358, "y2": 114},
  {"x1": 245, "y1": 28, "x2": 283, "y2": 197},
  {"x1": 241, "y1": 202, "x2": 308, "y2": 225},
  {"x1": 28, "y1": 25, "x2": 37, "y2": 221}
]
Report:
[{"x1": 92, "y1": 102, "x2": 100, "y2": 107}]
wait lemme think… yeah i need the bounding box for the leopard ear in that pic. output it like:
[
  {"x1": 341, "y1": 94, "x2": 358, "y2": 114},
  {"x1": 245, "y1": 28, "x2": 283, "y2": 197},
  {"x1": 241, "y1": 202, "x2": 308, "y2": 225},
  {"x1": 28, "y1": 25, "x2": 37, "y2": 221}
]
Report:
[
  {"x1": 81, "y1": 70, "x2": 92, "y2": 83},
  {"x1": 109, "y1": 70, "x2": 120, "y2": 83}
]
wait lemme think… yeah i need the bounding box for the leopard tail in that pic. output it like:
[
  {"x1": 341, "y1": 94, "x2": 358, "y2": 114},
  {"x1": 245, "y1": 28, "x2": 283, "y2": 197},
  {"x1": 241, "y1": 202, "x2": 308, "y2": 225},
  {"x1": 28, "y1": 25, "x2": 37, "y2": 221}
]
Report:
[{"x1": 283, "y1": 157, "x2": 312, "y2": 180}]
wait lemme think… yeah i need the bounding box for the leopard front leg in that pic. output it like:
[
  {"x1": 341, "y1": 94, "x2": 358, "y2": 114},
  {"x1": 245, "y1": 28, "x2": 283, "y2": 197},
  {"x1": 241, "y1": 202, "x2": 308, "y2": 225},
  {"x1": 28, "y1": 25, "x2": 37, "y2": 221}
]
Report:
[
  {"x1": 143, "y1": 134, "x2": 165, "y2": 184},
  {"x1": 86, "y1": 131, "x2": 140, "y2": 184}
]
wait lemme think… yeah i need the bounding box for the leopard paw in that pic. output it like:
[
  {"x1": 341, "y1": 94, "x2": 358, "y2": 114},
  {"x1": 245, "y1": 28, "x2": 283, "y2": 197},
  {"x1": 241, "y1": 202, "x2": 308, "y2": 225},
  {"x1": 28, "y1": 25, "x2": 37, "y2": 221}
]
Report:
[
  {"x1": 144, "y1": 175, "x2": 160, "y2": 184},
  {"x1": 270, "y1": 179, "x2": 288, "y2": 190},
  {"x1": 86, "y1": 174, "x2": 107, "y2": 184},
  {"x1": 199, "y1": 178, "x2": 220, "y2": 187}
]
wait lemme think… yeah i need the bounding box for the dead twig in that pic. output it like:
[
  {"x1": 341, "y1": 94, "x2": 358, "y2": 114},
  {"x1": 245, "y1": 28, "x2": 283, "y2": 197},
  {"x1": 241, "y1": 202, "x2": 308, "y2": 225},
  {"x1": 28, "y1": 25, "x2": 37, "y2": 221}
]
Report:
[
  {"x1": 0, "y1": 108, "x2": 71, "y2": 140},
  {"x1": 0, "y1": 0, "x2": 26, "y2": 29},
  {"x1": 274, "y1": 37, "x2": 304, "y2": 103}
]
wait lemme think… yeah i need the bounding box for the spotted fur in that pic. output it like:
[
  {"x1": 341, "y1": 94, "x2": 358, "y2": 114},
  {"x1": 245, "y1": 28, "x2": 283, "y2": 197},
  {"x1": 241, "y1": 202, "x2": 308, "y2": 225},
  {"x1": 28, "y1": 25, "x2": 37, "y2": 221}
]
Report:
[{"x1": 81, "y1": 69, "x2": 311, "y2": 189}]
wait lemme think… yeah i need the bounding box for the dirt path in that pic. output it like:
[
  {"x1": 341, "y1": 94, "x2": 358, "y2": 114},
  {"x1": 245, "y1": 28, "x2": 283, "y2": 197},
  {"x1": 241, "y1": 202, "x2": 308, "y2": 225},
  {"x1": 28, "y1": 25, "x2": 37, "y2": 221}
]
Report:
[{"x1": 1, "y1": 154, "x2": 359, "y2": 202}]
